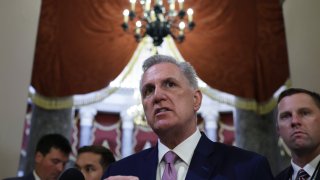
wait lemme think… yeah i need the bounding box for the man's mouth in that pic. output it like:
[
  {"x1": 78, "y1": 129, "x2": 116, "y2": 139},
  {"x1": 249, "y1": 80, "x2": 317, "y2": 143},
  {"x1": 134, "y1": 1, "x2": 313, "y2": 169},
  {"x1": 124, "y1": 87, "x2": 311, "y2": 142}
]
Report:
[
  {"x1": 291, "y1": 131, "x2": 306, "y2": 137},
  {"x1": 154, "y1": 107, "x2": 170, "y2": 115}
]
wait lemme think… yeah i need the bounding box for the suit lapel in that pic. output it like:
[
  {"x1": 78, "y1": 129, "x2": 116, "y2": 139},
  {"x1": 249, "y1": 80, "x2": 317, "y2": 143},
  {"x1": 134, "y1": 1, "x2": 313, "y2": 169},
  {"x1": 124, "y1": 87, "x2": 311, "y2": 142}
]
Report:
[
  {"x1": 276, "y1": 166, "x2": 292, "y2": 180},
  {"x1": 141, "y1": 146, "x2": 159, "y2": 179},
  {"x1": 315, "y1": 166, "x2": 320, "y2": 180},
  {"x1": 285, "y1": 166, "x2": 293, "y2": 180},
  {"x1": 186, "y1": 133, "x2": 222, "y2": 180}
]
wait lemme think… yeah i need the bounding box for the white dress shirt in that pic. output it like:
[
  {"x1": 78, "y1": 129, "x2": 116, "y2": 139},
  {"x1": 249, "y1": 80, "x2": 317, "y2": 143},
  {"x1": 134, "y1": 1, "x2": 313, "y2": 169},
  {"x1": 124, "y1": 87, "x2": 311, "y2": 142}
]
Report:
[
  {"x1": 156, "y1": 129, "x2": 201, "y2": 180},
  {"x1": 33, "y1": 170, "x2": 41, "y2": 180},
  {"x1": 291, "y1": 154, "x2": 320, "y2": 180}
]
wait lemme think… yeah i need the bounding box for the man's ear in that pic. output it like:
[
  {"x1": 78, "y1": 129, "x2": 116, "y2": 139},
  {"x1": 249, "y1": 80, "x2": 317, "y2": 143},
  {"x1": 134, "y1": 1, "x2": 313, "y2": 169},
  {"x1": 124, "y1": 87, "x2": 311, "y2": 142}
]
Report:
[
  {"x1": 193, "y1": 89, "x2": 202, "y2": 111},
  {"x1": 35, "y1": 152, "x2": 43, "y2": 163},
  {"x1": 276, "y1": 122, "x2": 280, "y2": 136},
  {"x1": 274, "y1": 110, "x2": 280, "y2": 136}
]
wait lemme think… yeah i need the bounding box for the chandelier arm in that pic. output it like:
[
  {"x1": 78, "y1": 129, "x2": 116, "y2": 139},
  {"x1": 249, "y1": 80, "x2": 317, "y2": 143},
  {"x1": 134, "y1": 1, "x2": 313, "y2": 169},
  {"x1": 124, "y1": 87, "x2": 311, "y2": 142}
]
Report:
[{"x1": 121, "y1": 0, "x2": 194, "y2": 46}]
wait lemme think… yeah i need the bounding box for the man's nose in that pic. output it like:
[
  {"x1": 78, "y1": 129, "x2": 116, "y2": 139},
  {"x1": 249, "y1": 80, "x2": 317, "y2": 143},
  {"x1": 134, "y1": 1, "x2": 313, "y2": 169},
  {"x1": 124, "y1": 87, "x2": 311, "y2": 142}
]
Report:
[
  {"x1": 56, "y1": 162, "x2": 64, "y2": 172},
  {"x1": 153, "y1": 87, "x2": 166, "y2": 103},
  {"x1": 291, "y1": 113, "x2": 301, "y2": 127}
]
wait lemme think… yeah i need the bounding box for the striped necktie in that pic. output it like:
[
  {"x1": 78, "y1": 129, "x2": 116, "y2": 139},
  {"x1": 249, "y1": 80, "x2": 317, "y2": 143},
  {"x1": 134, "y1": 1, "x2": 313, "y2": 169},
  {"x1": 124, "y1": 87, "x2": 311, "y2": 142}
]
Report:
[{"x1": 296, "y1": 169, "x2": 310, "y2": 180}]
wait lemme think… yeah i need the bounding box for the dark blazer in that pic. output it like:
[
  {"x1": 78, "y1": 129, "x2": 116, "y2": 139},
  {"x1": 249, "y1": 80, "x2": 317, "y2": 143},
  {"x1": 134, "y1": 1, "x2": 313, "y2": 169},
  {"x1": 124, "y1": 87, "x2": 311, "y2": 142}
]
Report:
[
  {"x1": 3, "y1": 173, "x2": 35, "y2": 180},
  {"x1": 276, "y1": 166, "x2": 320, "y2": 180},
  {"x1": 275, "y1": 166, "x2": 292, "y2": 180},
  {"x1": 102, "y1": 133, "x2": 274, "y2": 180}
]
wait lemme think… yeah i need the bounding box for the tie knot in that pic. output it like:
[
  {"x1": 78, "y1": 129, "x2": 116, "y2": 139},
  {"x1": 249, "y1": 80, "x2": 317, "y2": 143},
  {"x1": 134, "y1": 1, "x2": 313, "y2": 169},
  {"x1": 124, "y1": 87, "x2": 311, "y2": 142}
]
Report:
[
  {"x1": 164, "y1": 151, "x2": 177, "y2": 164},
  {"x1": 296, "y1": 169, "x2": 309, "y2": 180}
]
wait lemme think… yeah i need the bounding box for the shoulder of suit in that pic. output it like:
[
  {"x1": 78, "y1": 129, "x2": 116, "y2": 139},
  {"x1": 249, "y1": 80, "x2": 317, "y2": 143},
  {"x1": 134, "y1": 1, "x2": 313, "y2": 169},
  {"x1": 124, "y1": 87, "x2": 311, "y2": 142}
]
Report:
[
  {"x1": 211, "y1": 141, "x2": 266, "y2": 158},
  {"x1": 275, "y1": 166, "x2": 292, "y2": 180},
  {"x1": 116, "y1": 146, "x2": 157, "y2": 162}
]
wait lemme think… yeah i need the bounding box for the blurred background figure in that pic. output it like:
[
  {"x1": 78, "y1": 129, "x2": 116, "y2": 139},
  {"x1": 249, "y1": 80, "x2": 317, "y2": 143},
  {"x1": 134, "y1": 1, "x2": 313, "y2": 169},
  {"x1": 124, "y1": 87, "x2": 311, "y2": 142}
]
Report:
[
  {"x1": 75, "y1": 145, "x2": 115, "y2": 180},
  {"x1": 4, "y1": 133, "x2": 71, "y2": 180},
  {"x1": 276, "y1": 88, "x2": 320, "y2": 180},
  {"x1": 58, "y1": 168, "x2": 85, "y2": 180}
]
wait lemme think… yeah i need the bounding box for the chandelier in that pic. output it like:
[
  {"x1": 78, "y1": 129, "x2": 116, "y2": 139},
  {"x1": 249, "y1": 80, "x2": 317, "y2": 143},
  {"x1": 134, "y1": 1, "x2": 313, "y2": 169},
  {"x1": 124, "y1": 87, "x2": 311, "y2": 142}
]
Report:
[{"x1": 121, "y1": 0, "x2": 195, "y2": 46}]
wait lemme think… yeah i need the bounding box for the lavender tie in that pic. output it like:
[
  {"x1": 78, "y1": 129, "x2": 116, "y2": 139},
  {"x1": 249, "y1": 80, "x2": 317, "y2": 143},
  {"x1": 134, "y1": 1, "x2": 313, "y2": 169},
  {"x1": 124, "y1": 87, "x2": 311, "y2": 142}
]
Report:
[
  {"x1": 296, "y1": 169, "x2": 310, "y2": 180},
  {"x1": 162, "y1": 151, "x2": 178, "y2": 180}
]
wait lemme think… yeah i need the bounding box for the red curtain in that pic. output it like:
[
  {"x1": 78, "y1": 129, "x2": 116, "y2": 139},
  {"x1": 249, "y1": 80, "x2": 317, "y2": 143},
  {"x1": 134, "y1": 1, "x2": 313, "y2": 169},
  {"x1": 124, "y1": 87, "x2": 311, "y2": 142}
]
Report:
[
  {"x1": 31, "y1": 0, "x2": 138, "y2": 97},
  {"x1": 31, "y1": 0, "x2": 289, "y2": 103},
  {"x1": 177, "y1": 0, "x2": 289, "y2": 102}
]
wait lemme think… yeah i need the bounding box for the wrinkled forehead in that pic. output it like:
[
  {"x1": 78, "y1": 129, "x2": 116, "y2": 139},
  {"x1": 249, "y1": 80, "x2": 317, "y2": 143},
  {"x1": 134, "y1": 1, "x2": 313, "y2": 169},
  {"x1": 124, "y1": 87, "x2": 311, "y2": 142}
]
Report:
[
  {"x1": 278, "y1": 93, "x2": 318, "y2": 111},
  {"x1": 140, "y1": 63, "x2": 184, "y2": 86}
]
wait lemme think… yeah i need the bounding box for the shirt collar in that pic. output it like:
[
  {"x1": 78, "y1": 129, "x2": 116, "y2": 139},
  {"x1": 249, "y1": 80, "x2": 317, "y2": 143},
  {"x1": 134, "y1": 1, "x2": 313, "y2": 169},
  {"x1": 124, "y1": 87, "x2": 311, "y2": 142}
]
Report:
[
  {"x1": 33, "y1": 170, "x2": 41, "y2": 180},
  {"x1": 158, "y1": 129, "x2": 201, "y2": 165},
  {"x1": 291, "y1": 153, "x2": 320, "y2": 178}
]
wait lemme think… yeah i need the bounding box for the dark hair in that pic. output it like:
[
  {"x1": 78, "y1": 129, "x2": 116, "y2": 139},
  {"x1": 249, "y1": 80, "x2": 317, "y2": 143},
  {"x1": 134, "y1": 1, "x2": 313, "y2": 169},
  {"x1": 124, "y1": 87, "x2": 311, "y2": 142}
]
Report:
[
  {"x1": 141, "y1": 54, "x2": 199, "y2": 89},
  {"x1": 277, "y1": 88, "x2": 320, "y2": 109},
  {"x1": 78, "y1": 145, "x2": 115, "y2": 170},
  {"x1": 36, "y1": 133, "x2": 71, "y2": 156}
]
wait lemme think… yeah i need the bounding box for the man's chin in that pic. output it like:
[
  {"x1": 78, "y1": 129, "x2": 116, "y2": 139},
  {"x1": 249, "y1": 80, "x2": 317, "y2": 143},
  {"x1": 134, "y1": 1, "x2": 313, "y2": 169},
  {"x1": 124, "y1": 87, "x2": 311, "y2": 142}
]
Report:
[
  {"x1": 154, "y1": 121, "x2": 172, "y2": 131},
  {"x1": 49, "y1": 174, "x2": 60, "y2": 180}
]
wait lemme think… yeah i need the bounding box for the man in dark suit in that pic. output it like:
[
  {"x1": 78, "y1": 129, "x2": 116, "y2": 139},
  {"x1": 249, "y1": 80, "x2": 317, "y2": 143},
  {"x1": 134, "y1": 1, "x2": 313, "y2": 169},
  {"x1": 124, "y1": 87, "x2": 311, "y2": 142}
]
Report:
[
  {"x1": 75, "y1": 145, "x2": 115, "y2": 180},
  {"x1": 4, "y1": 133, "x2": 71, "y2": 180},
  {"x1": 102, "y1": 54, "x2": 274, "y2": 180},
  {"x1": 276, "y1": 88, "x2": 320, "y2": 180}
]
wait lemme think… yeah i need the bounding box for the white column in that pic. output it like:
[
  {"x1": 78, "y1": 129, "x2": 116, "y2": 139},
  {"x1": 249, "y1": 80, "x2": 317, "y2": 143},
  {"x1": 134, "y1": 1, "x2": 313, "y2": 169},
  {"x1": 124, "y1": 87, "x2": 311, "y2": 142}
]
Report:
[
  {"x1": 120, "y1": 110, "x2": 134, "y2": 158},
  {"x1": 79, "y1": 107, "x2": 97, "y2": 147},
  {"x1": 0, "y1": 0, "x2": 41, "y2": 178},
  {"x1": 199, "y1": 108, "x2": 219, "y2": 142}
]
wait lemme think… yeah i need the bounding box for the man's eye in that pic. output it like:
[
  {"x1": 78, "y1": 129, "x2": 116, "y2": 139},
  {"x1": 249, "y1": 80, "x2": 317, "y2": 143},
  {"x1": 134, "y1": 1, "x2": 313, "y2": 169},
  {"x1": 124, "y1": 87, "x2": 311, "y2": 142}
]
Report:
[
  {"x1": 85, "y1": 167, "x2": 94, "y2": 172},
  {"x1": 279, "y1": 113, "x2": 290, "y2": 120},
  {"x1": 143, "y1": 87, "x2": 154, "y2": 97},
  {"x1": 301, "y1": 110, "x2": 310, "y2": 116},
  {"x1": 51, "y1": 159, "x2": 61, "y2": 165},
  {"x1": 165, "y1": 81, "x2": 175, "y2": 88}
]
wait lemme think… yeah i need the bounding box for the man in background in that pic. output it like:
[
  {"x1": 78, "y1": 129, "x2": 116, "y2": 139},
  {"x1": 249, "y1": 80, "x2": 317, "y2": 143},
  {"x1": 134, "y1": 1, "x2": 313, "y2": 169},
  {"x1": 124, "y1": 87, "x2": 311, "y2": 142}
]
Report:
[
  {"x1": 75, "y1": 145, "x2": 115, "y2": 180},
  {"x1": 276, "y1": 88, "x2": 320, "y2": 179},
  {"x1": 5, "y1": 133, "x2": 71, "y2": 180}
]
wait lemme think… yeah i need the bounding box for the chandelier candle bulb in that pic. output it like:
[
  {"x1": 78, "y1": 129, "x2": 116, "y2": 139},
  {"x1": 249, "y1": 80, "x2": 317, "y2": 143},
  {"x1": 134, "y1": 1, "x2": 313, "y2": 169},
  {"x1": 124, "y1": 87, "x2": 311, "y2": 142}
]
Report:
[
  {"x1": 156, "y1": 0, "x2": 163, "y2": 5},
  {"x1": 139, "y1": 0, "x2": 145, "y2": 5},
  {"x1": 150, "y1": 10, "x2": 156, "y2": 22},
  {"x1": 169, "y1": 0, "x2": 175, "y2": 16},
  {"x1": 130, "y1": 0, "x2": 136, "y2": 11},
  {"x1": 145, "y1": 0, "x2": 151, "y2": 11},
  {"x1": 135, "y1": 21, "x2": 142, "y2": 34},
  {"x1": 178, "y1": 21, "x2": 185, "y2": 41},
  {"x1": 179, "y1": 21, "x2": 186, "y2": 35},
  {"x1": 123, "y1": 9, "x2": 129, "y2": 23},
  {"x1": 187, "y1": 8, "x2": 193, "y2": 22},
  {"x1": 159, "y1": 14, "x2": 165, "y2": 22},
  {"x1": 178, "y1": 0, "x2": 184, "y2": 11},
  {"x1": 169, "y1": 2, "x2": 175, "y2": 11}
]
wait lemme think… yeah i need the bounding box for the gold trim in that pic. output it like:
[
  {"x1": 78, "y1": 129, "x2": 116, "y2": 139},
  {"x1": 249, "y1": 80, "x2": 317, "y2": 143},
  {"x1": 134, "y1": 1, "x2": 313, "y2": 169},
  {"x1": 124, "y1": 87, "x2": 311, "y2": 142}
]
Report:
[
  {"x1": 201, "y1": 79, "x2": 292, "y2": 115},
  {"x1": 29, "y1": 92, "x2": 73, "y2": 109}
]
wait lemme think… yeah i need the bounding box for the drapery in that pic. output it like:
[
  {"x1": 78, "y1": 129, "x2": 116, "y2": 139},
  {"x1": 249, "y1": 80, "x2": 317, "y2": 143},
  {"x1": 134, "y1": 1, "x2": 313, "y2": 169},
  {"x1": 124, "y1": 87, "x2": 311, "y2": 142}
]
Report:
[{"x1": 31, "y1": 0, "x2": 288, "y2": 104}]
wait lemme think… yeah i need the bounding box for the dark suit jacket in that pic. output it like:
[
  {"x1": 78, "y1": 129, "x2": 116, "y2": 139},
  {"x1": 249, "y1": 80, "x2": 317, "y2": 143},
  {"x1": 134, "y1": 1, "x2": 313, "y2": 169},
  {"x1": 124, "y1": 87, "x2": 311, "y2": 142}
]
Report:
[
  {"x1": 3, "y1": 173, "x2": 35, "y2": 180},
  {"x1": 275, "y1": 166, "x2": 292, "y2": 180},
  {"x1": 102, "y1": 133, "x2": 274, "y2": 180},
  {"x1": 276, "y1": 166, "x2": 320, "y2": 180}
]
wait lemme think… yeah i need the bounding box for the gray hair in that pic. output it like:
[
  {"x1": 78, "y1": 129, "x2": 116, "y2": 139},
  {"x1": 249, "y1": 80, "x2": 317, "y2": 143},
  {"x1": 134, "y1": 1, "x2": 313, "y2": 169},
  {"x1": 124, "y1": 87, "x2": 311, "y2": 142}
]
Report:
[{"x1": 141, "y1": 54, "x2": 199, "y2": 89}]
